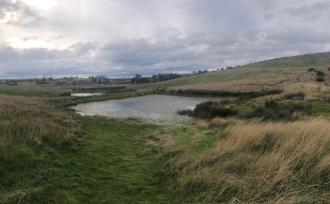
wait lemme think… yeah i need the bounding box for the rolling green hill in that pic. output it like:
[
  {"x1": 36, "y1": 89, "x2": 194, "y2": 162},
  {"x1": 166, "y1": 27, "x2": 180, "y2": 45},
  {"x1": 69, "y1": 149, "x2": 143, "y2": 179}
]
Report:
[
  {"x1": 134, "y1": 52, "x2": 330, "y2": 97},
  {"x1": 243, "y1": 52, "x2": 330, "y2": 70}
]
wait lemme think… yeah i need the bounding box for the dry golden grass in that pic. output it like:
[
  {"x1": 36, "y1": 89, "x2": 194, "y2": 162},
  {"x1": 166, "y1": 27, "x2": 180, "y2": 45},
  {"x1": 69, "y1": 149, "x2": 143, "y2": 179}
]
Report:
[
  {"x1": 173, "y1": 68, "x2": 330, "y2": 101},
  {"x1": 160, "y1": 118, "x2": 330, "y2": 203},
  {"x1": 209, "y1": 117, "x2": 236, "y2": 128},
  {"x1": 281, "y1": 82, "x2": 330, "y2": 100},
  {"x1": 175, "y1": 70, "x2": 306, "y2": 92},
  {"x1": 191, "y1": 119, "x2": 209, "y2": 129}
]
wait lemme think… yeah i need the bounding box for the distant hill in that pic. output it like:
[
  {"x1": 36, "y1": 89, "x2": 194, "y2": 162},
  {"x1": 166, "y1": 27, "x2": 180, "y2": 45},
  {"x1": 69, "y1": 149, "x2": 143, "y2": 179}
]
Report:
[
  {"x1": 95, "y1": 75, "x2": 109, "y2": 79},
  {"x1": 135, "y1": 51, "x2": 330, "y2": 96},
  {"x1": 243, "y1": 52, "x2": 330, "y2": 70}
]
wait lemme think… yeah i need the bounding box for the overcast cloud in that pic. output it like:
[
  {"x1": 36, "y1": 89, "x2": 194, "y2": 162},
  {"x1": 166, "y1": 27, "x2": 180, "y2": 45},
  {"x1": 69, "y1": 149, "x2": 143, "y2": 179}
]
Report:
[{"x1": 0, "y1": 0, "x2": 330, "y2": 78}]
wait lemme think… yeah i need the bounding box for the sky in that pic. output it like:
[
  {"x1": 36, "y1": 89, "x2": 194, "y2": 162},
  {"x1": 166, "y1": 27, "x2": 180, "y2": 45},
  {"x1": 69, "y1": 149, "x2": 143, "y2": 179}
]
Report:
[{"x1": 1, "y1": 0, "x2": 330, "y2": 78}]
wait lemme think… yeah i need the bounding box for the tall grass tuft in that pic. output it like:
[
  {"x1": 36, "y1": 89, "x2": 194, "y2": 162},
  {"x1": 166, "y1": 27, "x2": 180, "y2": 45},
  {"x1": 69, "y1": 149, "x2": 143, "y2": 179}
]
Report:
[
  {"x1": 161, "y1": 118, "x2": 330, "y2": 203},
  {"x1": 0, "y1": 95, "x2": 77, "y2": 203}
]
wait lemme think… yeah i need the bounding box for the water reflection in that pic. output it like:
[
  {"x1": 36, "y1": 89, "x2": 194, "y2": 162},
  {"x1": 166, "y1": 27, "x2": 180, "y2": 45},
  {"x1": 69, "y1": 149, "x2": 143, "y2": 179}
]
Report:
[{"x1": 72, "y1": 95, "x2": 210, "y2": 124}]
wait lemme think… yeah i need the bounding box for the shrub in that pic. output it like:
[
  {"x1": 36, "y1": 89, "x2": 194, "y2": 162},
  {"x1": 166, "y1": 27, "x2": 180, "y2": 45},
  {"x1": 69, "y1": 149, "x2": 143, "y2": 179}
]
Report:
[
  {"x1": 248, "y1": 100, "x2": 311, "y2": 121},
  {"x1": 177, "y1": 109, "x2": 193, "y2": 116},
  {"x1": 193, "y1": 101, "x2": 238, "y2": 118},
  {"x1": 316, "y1": 76, "x2": 325, "y2": 82},
  {"x1": 316, "y1": 70, "x2": 325, "y2": 76},
  {"x1": 283, "y1": 92, "x2": 305, "y2": 100},
  {"x1": 308, "y1": 67, "x2": 315, "y2": 72},
  {"x1": 169, "y1": 89, "x2": 282, "y2": 99},
  {"x1": 60, "y1": 92, "x2": 71, "y2": 96}
]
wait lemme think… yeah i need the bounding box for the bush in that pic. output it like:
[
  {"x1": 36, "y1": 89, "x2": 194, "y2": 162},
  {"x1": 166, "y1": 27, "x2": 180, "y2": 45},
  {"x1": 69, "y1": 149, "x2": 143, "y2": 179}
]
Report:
[
  {"x1": 283, "y1": 92, "x2": 305, "y2": 100},
  {"x1": 169, "y1": 89, "x2": 282, "y2": 99},
  {"x1": 192, "y1": 101, "x2": 238, "y2": 118},
  {"x1": 316, "y1": 70, "x2": 325, "y2": 76},
  {"x1": 308, "y1": 67, "x2": 315, "y2": 72},
  {"x1": 60, "y1": 92, "x2": 71, "y2": 96},
  {"x1": 177, "y1": 109, "x2": 193, "y2": 116},
  {"x1": 316, "y1": 76, "x2": 325, "y2": 82},
  {"x1": 248, "y1": 100, "x2": 311, "y2": 121}
]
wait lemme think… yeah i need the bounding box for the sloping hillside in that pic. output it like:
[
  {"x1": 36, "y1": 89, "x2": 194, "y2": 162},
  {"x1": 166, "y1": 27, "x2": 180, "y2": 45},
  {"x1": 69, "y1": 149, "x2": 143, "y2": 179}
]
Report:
[
  {"x1": 243, "y1": 52, "x2": 330, "y2": 70},
  {"x1": 136, "y1": 52, "x2": 330, "y2": 100}
]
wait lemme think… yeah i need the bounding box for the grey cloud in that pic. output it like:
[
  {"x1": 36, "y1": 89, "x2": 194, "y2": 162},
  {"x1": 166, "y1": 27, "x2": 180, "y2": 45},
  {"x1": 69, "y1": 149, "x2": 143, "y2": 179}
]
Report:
[
  {"x1": 0, "y1": 0, "x2": 41, "y2": 25},
  {"x1": 100, "y1": 38, "x2": 211, "y2": 73},
  {"x1": 22, "y1": 36, "x2": 38, "y2": 41},
  {"x1": 1, "y1": 0, "x2": 330, "y2": 78},
  {"x1": 0, "y1": 42, "x2": 100, "y2": 78},
  {"x1": 284, "y1": 1, "x2": 330, "y2": 20}
]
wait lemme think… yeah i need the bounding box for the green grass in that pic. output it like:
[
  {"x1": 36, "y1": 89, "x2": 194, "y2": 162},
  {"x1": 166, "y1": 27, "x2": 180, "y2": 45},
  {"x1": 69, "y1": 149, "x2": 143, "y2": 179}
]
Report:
[
  {"x1": 134, "y1": 69, "x2": 263, "y2": 89},
  {"x1": 0, "y1": 117, "x2": 176, "y2": 203},
  {"x1": 171, "y1": 125, "x2": 219, "y2": 154},
  {"x1": 0, "y1": 94, "x2": 177, "y2": 203},
  {"x1": 0, "y1": 85, "x2": 70, "y2": 97},
  {"x1": 244, "y1": 52, "x2": 330, "y2": 70},
  {"x1": 311, "y1": 101, "x2": 330, "y2": 116},
  {"x1": 231, "y1": 104, "x2": 255, "y2": 118},
  {"x1": 51, "y1": 117, "x2": 175, "y2": 204}
]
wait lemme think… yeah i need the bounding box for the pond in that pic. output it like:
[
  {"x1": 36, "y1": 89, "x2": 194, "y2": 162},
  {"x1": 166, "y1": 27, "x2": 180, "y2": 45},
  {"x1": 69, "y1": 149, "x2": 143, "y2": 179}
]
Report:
[
  {"x1": 71, "y1": 93, "x2": 104, "y2": 97},
  {"x1": 71, "y1": 94, "x2": 212, "y2": 124}
]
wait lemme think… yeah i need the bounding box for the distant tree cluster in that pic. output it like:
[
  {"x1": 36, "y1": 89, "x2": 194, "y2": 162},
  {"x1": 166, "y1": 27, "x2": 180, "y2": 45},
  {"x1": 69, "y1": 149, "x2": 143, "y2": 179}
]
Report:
[
  {"x1": 35, "y1": 77, "x2": 54, "y2": 85},
  {"x1": 5, "y1": 80, "x2": 18, "y2": 86},
  {"x1": 131, "y1": 74, "x2": 151, "y2": 84},
  {"x1": 36, "y1": 77, "x2": 47, "y2": 85},
  {"x1": 89, "y1": 76, "x2": 111, "y2": 84},
  {"x1": 151, "y1": 73, "x2": 181, "y2": 82},
  {"x1": 215, "y1": 66, "x2": 240, "y2": 72},
  {"x1": 193, "y1": 70, "x2": 209, "y2": 75},
  {"x1": 131, "y1": 73, "x2": 182, "y2": 84}
]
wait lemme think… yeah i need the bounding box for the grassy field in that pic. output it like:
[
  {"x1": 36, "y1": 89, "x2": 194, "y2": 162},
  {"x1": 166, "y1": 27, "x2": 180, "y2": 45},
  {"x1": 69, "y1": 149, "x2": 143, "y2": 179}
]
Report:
[
  {"x1": 243, "y1": 52, "x2": 330, "y2": 70},
  {"x1": 2, "y1": 52, "x2": 330, "y2": 203},
  {"x1": 52, "y1": 118, "x2": 175, "y2": 203},
  {"x1": 0, "y1": 94, "x2": 176, "y2": 203},
  {"x1": 0, "y1": 84, "x2": 70, "y2": 97},
  {"x1": 2, "y1": 91, "x2": 330, "y2": 203},
  {"x1": 130, "y1": 52, "x2": 330, "y2": 203},
  {"x1": 133, "y1": 52, "x2": 330, "y2": 101}
]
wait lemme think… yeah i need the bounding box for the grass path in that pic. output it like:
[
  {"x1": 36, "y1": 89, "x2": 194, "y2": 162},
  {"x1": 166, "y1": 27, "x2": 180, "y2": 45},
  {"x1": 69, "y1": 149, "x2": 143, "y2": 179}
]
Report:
[{"x1": 54, "y1": 117, "x2": 175, "y2": 204}]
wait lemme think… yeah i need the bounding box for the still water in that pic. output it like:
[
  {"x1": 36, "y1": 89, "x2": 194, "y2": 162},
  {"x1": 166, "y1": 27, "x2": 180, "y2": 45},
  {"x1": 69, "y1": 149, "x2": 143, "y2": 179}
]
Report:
[
  {"x1": 72, "y1": 94, "x2": 210, "y2": 124},
  {"x1": 71, "y1": 93, "x2": 103, "y2": 97}
]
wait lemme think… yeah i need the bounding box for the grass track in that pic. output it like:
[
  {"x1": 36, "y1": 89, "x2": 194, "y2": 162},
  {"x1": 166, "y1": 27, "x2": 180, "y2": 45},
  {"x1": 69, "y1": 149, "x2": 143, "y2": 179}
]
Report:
[{"x1": 54, "y1": 117, "x2": 175, "y2": 204}]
